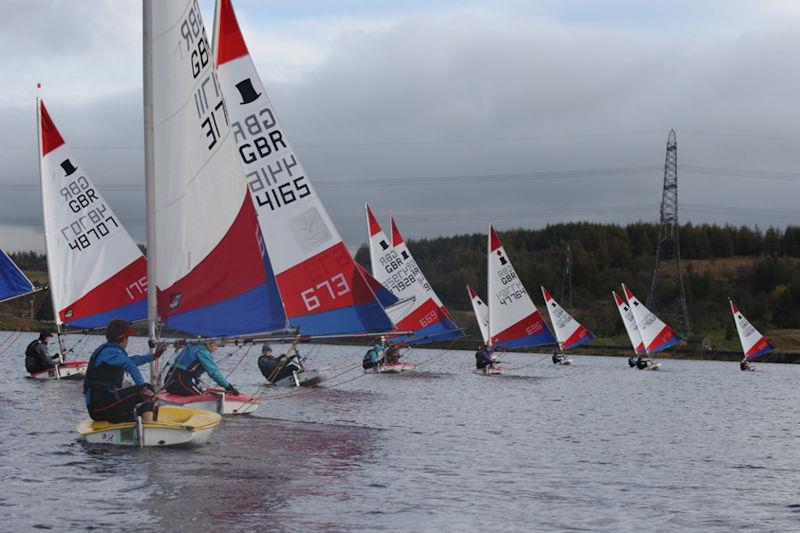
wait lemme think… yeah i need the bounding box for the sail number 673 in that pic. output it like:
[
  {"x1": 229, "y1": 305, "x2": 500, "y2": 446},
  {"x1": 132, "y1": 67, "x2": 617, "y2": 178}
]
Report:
[{"x1": 301, "y1": 273, "x2": 350, "y2": 311}]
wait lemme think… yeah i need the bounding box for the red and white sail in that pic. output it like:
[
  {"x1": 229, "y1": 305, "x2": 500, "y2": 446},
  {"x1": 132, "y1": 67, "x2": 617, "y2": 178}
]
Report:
[
  {"x1": 541, "y1": 287, "x2": 594, "y2": 351},
  {"x1": 613, "y1": 290, "x2": 645, "y2": 354},
  {"x1": 621, "y1": 284, "x2": 681, "y2": 354},
  {"x1": 213, "y1": 0, "x2": 391, "y2": 336},
  {"x1": 730, "y1": 299, "x2": 774, "y2": 360},
  {"x1": 38, "y1": 99, "x2": 146, "y2": 328},
  {"x1": 146, "y1": 0, "x2": 285, "y2": 337},
  {"x1": 467, "y1": 285, "x2": 489, "y2": 344},
  {"x1": 487, "y1": 225, "x2": 555, "y2": 348}
]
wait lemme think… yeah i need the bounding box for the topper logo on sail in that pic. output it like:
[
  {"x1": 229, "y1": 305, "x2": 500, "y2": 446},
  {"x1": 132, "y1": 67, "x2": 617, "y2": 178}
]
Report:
[
  {"x1": 496, "y1": 250, "x2": 508, "y2": 266},
  {"x1": 60, "y1": 159, "x2": 77, "y2": 176},
  {"x1": 235, "y1": 78, "x2": 261, "y2": 105}
]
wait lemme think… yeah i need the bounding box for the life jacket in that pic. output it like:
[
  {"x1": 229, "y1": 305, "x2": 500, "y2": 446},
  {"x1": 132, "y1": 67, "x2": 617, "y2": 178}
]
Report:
[
  {"x1": 362, "y1": 348, "x2": 379, "y2": 369},
  {"x1": 172, "y1": 346, "x2": 205, "y2": 380},
  {"x1": 83, "y1": 342, "x2": 127, "y2": 393},
  {"x1": 25, "y1": 339, "x2": 44, "y2": 373}
]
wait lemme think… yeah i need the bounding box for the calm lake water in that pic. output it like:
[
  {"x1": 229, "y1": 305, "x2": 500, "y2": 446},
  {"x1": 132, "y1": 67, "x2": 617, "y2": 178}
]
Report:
[{"x1": 2, "y1": 330, "x2": 799, "y2": 532}]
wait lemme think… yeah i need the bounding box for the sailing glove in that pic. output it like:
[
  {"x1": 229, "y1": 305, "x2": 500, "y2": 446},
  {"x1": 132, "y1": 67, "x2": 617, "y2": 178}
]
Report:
[{"x1": 225, "y1": 384, "x2": 240, "y2": 396}]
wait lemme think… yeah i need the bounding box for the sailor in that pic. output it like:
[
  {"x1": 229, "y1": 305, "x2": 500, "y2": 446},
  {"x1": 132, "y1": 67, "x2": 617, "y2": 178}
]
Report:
[
  {"x1": 628, "y1": 356, "x2": 638, "y2": 368},
  {"x1": 83, "y1": 319, "x2": 166, "y2": 423},
  {"x1": 384, "y1": 343, "x2": 402, "y2": 364},
  {"x1": 165, "y1": 339, "x2": 240, "y2": 396},
  {"x1": 636, "y1": 355, "x2": 650, "y2": 369},
  {"x1": 740, "y1": 357, "x2": 751, "y2": 371},
  {"x1": 475, "y1": 344, "x2": 495, "y2": 369},
  {"x1": 552, "y1": 351, "x2": 565, "y2": 365},
  {"x1": 257, "y1": 344, "x2": 301, "y2": 383},
  {"x1": 362, "y1": 342, "x2": 386, "y2": 370},
  {"x1": 24, "y1": 330, "x2": 59, "y2": 374}
]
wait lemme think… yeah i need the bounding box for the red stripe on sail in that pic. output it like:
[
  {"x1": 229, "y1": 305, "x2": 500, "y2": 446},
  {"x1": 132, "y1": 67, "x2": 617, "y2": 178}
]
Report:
[
  {"x1": 216, "y1": 0, "x2": 250, "y2": 66},
  {"x1": 730, "y1": 300, "x2": 739, "y2": 314},
  {"x1": 646, "y1": 325, "x2": 678, "y2": 352},
  {"x1": 467, "y1": 285, "x2": 477, "y2": 298},
  {"x1": 489, "y1": 225, "x2": 502, "y2": 252},
  {"x1": 365, "y1": 204, "x2": 382, "y2": 237},
  {"x1": 357, "y1": 263, "x2": 386, "y2": 294},
  {"x1": 562, "y1": 325, "x2": 590, "y2": 349},
  {"x1": 276, "y1": 242, "x2": 376, "y2": 318},
  {"x1": 390, "y1": 218, "x2": 405, "y2": 246},
  {"x1": 395, "y1": 298, "x2": 448, "y2": 333},
  {"x1": 59, "y1": 256, "x2": 147, "y2": 323},
  {"x1": 636, "y1": 342, "x2": 645, "y2": 354},
  {"x1": 40, "y1": 101, "x2": 65, "y2": 157},
  {"x1": 542, "y1": 286, "x2": 552, "y2": 301},
  {"x1": 622, "y1": 284, "x2": 635, "y2": 301},
  {"x1": 746, "y1": 337, "x2": 771, "y2": 357},
  {"x1": 158, "y1": 196, "x2": 266, "y2": 320},
  {"x1": 492, "y1": 310, "x2": 548, "y2": 344}
]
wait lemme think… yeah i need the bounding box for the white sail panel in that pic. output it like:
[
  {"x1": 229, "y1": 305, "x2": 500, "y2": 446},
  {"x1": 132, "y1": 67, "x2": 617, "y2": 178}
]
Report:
[
  {"x1": 613, "y1": 290, "x2": 645, "y2": 354},
  {"x1": 541, "y1": 287, "x2": 594, "y2": 351},
  {"x1": 38, "y1": 99, "x2": 146, "y2": 327},
  {"x1": 730, "y1": 299, "x2": 774, "y2": 359},
  {"x1": 468, "y1": 285, "x2": 489, "y2": 344},
  {"x1": 487, "y1": 225, "x2": 555, "y2": 348},
  {"x1": 621, "y1": 283, "x2": 681, "y2": 354}
]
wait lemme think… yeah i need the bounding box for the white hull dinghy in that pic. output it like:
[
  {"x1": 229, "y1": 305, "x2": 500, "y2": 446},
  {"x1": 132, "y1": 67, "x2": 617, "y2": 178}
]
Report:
[
  {"x1": 730, "y1": 299, "x2": 774, "y2": 371},
  {"x1": 555, "y1": 358, "x2": 574, "y2": 366},
  {"x1": 619, "y1": 284, "x2": 682, "y2": 371},
  {"x1": 158, "y1": 388, "x2": 260, "y2": 415},
  {"x1": 473, "y1": 365, "x2": 506, "y2": 375},
  {"x1": 272, "y1": 367, "x2": 331, "y2": 387},
  {"x1": 541, "y1": 287, "x2": 595, "y2": 367},
  {"x1": 29, "y1": 360, "x2": 88, "y2": 380},
  {"x1": 378, "y1": 361, "x2": 415, "y2": 373},
  {"x1": 77, "y1": 405, "x2": 221, "y2": 447}
]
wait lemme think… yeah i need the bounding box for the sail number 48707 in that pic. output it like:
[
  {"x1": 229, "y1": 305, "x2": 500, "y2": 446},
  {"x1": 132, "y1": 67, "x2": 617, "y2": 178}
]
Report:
[{"x1": 301, "y1": 273, "x2": 351, "y2": 311}]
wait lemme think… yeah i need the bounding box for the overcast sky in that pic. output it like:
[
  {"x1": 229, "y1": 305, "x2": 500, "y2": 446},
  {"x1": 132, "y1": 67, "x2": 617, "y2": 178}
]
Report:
[{"x1": 2, "y1": 0, "x2": 800, "y2": 252}]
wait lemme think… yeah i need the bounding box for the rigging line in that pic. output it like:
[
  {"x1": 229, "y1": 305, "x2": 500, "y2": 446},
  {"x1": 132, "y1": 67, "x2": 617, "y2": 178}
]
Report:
[
  {"x1": 222, "y1": 344, "x2": 252, "y2": 380},
  {"x1": 0, "y1": 331, "x2": 23, "y2": 356}
]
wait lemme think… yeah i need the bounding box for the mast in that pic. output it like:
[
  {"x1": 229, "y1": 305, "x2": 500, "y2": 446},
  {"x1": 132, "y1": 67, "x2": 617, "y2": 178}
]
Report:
[
  {"x1": 486, "y1": 225, "x2": 492, "y2": 346},
  {"x1": 35, "y1": 85, "x2": 66, "y2": 363},
  {"x1": 143, "y1": 0, "x2": 158, "y2": 382}
]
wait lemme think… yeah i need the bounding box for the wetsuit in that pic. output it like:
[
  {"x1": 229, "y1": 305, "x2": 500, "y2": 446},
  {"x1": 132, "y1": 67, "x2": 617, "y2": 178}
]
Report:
[
  {"x1": 362, "y1": 345, "x2": 385, "y2": 369},
  {"x1": 258, "y1": 354, "x2": 301, "y2": 383},
  {"x1": 552, "y1": 352, "x2": 564, "y2": 364},
  {"x1": 740, "y1": 359, "x2": 750, "y2": 371},
  {"x1": 628, "y1": 356, "x2": 638, "y2": 368},
  {"x1": 165, "y1": 345, "x2": 230, "y2": 396},
  {"x1": 636, "y1": 356, "x2": 650, "y2": 369},
  {"x1": 83, "y1": 342, "x2": 154, "y2": 423},
  {"x1": 25, "y1": 339, "x2": 57, "y2": 374},
  {"x1": 475, "y1": 348, "x2": 495, "y2": 369},
  {"x1": 384, "y1": 346, "x2": 401, "y2": 364}
]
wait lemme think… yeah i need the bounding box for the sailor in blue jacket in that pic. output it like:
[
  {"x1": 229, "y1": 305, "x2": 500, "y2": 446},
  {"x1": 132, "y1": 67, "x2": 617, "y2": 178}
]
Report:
[
  {"x1": 164, "y1": 339, "x2": 240, "y2": 396},
  {"x1": 362, "y1": 342, "x2": 386, "y2": 370},
  {"x1": 83, "y1": 319, "x2": 166, "y2": 423},
  {"x1": 475, "y1": 344, "x2": 496, "y2": 369}
]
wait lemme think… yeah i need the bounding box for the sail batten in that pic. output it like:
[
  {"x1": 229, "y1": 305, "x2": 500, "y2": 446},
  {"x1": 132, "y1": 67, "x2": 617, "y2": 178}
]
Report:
[{"x1": 214, "y1": 0, "x2": 392, "y2": 336}]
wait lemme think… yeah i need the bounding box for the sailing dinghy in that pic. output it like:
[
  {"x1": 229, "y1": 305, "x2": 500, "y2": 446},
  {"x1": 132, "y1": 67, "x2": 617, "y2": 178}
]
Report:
[
  {"x1": 36, "y1": 98, "x2": 151, "y2": 379},
  {"x1": 621, "y1": 284, "x2": 682, "y2": 370},
  {"x1": 730, "y1": 299, "x2": 774, "y2": 371},
  {"x1": 364, "y1": 205, "x2": 461, "y2": 372},
  {"x1": 213, "y1": 0, "x2": 397, "y2": 385},
  {"x1": 482, "y1": 226, "x2": 557, "y2": 374},
  {"x1": 541, "y1": 287, "x2": 595, "y2": 365},
  {"x1": 612, "y1": 290, "x2": 647, "y2": 367},
  {"x1": 0, "y1": 248, "x2": 37, "y2": 304}
]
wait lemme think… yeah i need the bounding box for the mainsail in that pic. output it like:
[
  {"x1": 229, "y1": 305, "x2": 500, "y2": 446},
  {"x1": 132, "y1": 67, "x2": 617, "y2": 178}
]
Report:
[
  {"x1": 541, "y1": 287, "x2": 594, "y2": 351},
  {"x1": 612, "y1": 290, "x2": 645, "y2": 354},
  {"x1": 621, "y1": 284, "x2": 681, "y2": 354},
  {"x1": 487, "y1": 225, "x2": 555, "y2": 348},
  {"x1": 38, "y1": 99, "x2": 146, "y2": 327},
  {"x1": 213, "y1": 0, "x2": 392, "y2": 336},
  {"x1": 365, "y1": 203, "x2": 460, "y2": 343},
  {"x1": 145, "y1": 0, "x2": 285, "y2": 337},
  {"x1": 730, "y1": 299, "x2": 774, "y2": 360},
  {"x1": 467, "y1": 285, "x2": 489, "y2": 344},
  {"x1": 0, "y1": 248, "x2": 35, "y2": 303}
]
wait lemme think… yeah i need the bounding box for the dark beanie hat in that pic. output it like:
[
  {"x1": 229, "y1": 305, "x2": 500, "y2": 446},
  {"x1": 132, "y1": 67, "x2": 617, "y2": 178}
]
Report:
[
  {"x1": 105, "y1": 318, "x2": 135, "y2": 342},
  {"x1": 39, "y1": 330, "x2": 53, "y2": 340}
]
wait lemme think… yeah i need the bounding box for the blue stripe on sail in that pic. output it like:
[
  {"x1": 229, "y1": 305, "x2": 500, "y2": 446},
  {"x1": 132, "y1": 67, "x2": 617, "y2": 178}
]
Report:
[
  {"x1": 0, "y1": 250, "x2": 34, "y2": 302},
  {"x1": 290, "y1": 300, "x2": 394, "y2": 336},
  {"x1": 563, "y1": 332, "x2": 595, "y2": 351},
  {"x1": 747, "y1": 343, "x2": 775, "y2": 360},
  {"x1": 374, "y1": 285, "x2": 399, "y2": 307},
  {"x1": 648, "y1": 334, "x2": 682, "y2": 354},
  {"x1": 495, "y1": 328, "x2": 558, "y2": 349},
  {"x1": 168, "y1": 281, "x2": 286, "y2": 337},
  {"x1": 65, "y1": 299, "x2": 147, "y2": 329},
  {"x1": 391, "y1": 319, "x2": 463, "y2": 345}
]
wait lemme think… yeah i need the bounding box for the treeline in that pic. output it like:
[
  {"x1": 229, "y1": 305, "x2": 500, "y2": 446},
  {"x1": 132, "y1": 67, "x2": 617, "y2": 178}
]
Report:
[{"x1": 355, "y1": 222, "x2": 800, "y2": 335}]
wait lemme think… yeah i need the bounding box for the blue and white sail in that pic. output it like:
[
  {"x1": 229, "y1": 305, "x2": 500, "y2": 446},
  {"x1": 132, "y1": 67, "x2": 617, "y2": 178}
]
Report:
[{"x1": 0, "y1": 248, "x2": 35, "y2": 303}]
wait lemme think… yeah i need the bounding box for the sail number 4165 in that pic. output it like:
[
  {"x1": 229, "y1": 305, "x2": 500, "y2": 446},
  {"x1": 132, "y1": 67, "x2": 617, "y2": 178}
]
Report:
[{"x1": 301, "y1": 273, "x2": 350, "y2": 311}]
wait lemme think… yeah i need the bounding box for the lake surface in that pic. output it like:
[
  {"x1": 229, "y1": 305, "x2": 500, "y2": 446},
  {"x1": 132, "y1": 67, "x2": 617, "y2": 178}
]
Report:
[{"x1": 2, "y1": 330, "x2": 799, "y2": 532}]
